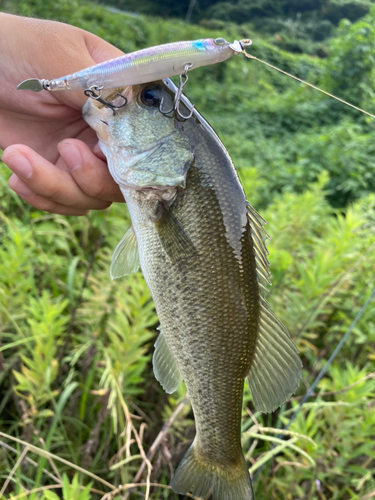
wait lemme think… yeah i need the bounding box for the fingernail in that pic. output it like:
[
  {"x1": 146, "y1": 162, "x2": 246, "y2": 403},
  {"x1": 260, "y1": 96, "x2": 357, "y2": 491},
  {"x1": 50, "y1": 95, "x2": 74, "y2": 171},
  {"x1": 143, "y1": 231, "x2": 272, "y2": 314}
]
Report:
[
  {"x1": 59, "y1": 141, "x2": 82, "y2": 172},
  {"x1": 6, "y1": 152, "x2": 32, "y2": 179}
]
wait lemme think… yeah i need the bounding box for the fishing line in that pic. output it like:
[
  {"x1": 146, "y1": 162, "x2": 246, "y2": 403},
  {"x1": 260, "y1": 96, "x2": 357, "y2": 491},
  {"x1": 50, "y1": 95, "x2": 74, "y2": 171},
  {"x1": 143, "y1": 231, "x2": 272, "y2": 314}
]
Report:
[
  {"x1": 285, "y1": 285, "x2": 375, "y2": 430},
  {"x1": 242, "y1": 51, "x2": 375, "y2": 120},
  {"x1": 252, "y1": 285, "x2": 375, "y2": 482}
]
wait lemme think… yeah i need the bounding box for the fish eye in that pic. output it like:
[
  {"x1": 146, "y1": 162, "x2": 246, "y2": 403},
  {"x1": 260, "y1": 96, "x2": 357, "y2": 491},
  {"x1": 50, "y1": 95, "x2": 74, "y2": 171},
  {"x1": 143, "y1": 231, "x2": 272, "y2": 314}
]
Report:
[
  {"x1": 214, "y1": 38, "x2": 226, "y2": 45},
  {"x1": 141, "y1": 86, "x2": 163, "y2": 107}
]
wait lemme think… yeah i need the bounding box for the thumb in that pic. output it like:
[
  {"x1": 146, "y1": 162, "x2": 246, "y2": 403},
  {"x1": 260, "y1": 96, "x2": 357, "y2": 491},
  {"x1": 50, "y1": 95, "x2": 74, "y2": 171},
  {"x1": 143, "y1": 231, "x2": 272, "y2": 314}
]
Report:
[
  {"x1": 84, "y1": 30, "x2": 124, "y2": 64},
  {"x1": 52, "y1": 27, "x2": 124, "y2": 110}
]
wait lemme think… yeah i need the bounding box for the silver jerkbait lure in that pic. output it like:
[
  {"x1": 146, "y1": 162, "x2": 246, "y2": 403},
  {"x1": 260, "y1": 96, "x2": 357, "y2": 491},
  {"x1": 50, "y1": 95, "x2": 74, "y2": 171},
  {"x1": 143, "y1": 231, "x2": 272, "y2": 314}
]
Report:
[{"x1": 17, "y1": 38, "x2": 252, "y2": 93}]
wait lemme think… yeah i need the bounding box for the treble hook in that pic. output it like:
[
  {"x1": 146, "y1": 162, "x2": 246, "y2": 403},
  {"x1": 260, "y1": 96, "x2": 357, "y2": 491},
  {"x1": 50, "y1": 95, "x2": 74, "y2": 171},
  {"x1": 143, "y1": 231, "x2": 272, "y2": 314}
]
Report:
[
  {"x1": 159, "y1": 63, "x2": 195, "y2": 120},
  {"x1": 84, "y1": 85, "x2": 128, "y2": 115}
]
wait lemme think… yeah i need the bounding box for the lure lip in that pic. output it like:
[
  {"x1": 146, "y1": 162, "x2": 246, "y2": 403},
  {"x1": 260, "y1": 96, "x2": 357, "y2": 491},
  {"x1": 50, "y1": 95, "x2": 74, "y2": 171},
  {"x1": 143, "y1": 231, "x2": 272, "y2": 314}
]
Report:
[{"x1": 229, "y1": 39, "x2": 252, "y2": 53}]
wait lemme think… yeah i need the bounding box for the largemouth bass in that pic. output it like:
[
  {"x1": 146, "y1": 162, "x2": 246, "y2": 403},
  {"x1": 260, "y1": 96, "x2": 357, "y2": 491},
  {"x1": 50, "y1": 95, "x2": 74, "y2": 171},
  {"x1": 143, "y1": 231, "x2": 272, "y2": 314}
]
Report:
[{"x1": 83, "y1": 80, "x2": 302, "y2": 500}]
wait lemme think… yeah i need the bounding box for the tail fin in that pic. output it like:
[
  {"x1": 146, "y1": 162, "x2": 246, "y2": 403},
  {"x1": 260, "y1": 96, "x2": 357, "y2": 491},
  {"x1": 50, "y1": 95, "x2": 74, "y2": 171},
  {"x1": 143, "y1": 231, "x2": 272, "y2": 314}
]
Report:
[{"x1": 171, "y1": 442, "x2": 254, "y2": 500}]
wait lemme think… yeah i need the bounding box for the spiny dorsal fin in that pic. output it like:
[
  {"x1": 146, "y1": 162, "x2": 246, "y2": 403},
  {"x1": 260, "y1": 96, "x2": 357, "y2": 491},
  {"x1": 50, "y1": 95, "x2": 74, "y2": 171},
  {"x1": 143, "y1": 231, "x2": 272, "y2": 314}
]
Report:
[
  {"x1": 246, "y1": 203, "x2": 271, "y2": 291},
  {"x1": 110, "y1": 226, "x2": 140, "y2": 280},
  {"x1": 153, "y1": 326, "x2": 183, "y2": 394},
  {"x1": 246, "y1": 202, "x2": 303, "y2": 413}
]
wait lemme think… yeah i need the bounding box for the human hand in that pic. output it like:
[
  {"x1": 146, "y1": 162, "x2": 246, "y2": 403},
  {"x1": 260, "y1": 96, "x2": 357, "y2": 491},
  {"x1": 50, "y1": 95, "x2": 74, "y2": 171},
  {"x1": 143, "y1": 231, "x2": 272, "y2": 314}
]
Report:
[{"x1": 0, "y1": 13, "x2": 124, "y2": 215}]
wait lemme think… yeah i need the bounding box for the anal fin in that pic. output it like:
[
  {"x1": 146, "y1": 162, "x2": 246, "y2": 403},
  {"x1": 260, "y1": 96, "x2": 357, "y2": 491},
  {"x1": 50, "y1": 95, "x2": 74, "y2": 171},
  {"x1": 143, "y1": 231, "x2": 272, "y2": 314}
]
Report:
[
  {"x1": 110, "y1": 226, "x2": 140, "y2": 280},
  {"x1": 153, "y1": 327, "x2": 183, "y2": 394}
]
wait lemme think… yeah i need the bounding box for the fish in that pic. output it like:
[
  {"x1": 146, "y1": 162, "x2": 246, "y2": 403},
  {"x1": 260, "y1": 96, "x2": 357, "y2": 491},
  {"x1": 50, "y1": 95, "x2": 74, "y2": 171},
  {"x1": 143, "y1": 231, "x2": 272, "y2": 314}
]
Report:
[
  {"x1": 83, "y1": 79, "x2": 303, "y2": 500},
  {"x1": 16, "y1": 38, "x2": 251, "y2": 93}
]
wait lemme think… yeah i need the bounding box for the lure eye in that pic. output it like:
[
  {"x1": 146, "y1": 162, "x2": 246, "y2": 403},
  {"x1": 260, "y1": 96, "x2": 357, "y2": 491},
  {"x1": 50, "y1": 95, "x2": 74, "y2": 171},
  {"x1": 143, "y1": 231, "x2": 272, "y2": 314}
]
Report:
[
  {"x1": 214, "y1": 38, "x2": 226, "y2": 46},
  {"x1": 141, "y1": 86, "x2": 163, "y2": 107}
]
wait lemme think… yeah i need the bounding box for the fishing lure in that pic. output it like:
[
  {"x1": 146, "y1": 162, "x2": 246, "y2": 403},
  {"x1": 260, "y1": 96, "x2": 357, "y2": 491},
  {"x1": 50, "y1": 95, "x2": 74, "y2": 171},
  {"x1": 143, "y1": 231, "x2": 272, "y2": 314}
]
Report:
[
  {"x1": 17, "y1": 38, "x2": 252, "y2": 94},
  {"x1": 18, "y1": 35, "x2": 373, "y2": 120}
]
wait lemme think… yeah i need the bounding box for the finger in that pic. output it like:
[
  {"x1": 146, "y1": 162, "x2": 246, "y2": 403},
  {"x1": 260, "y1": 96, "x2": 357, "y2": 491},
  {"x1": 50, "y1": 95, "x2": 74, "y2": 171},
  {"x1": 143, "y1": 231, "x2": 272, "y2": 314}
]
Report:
[
  {"x1": 9, "y1": 174, "x2": 90, "y2": 216},
  {"x1": 58, "y1": 139, "x2": 124, "y2": 203},
  {"x1": 2, "y1": 144, "x2": 112, "y2": 210}
]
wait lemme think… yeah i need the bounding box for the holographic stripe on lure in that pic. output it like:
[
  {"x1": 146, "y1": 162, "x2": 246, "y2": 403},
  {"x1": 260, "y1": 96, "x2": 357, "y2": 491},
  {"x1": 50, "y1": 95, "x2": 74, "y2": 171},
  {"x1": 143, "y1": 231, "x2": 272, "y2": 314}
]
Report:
[{"x1": 17, "y1": 38, "x2": 252, "y2": 93}]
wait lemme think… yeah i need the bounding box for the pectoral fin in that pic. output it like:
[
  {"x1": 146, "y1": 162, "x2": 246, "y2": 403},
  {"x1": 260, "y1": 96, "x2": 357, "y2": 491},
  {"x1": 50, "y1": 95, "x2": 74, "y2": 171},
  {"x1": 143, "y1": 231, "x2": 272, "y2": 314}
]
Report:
[
  {"x1": 247, "y1": 297, "x2": 303, "y2": 413},
  {"x1": 154, "y1": 207, "x2": 196, "y2": 262},
  {"x1": 153, "y1": 327, "x2": 183, "y2": 394},
  {"x1": 110, "y1": 226, "x2": 140, "y2": 280}
]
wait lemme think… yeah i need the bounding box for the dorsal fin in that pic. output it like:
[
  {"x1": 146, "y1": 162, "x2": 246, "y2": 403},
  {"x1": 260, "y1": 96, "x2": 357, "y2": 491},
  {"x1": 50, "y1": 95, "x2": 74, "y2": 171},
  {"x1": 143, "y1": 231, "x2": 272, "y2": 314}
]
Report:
[
  {"x1": 246, "y1": 202, "x2": 303, "y2": 413},
  {"x1": 246, "y1": 203, "x2": 271, "y2": 290}
]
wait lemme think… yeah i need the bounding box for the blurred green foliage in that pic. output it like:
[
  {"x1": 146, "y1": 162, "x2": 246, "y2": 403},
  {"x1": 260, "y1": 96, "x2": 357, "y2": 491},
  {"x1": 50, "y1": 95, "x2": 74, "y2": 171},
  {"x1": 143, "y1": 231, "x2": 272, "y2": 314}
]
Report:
[
  {"x1": 1, "y1": 1, "x2": 375, "y2": 500},
  {"x1": 84, "y1": 0, "x2": 375, "y2": 56},
  {"x1": 206, "y1": 0, "x2": 375, "y2": 53}
]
